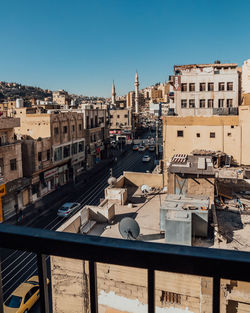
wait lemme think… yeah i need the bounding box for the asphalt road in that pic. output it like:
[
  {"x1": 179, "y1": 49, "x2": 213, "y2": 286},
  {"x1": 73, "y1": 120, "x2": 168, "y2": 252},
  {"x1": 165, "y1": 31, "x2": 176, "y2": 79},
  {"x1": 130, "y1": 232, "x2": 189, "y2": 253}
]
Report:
[{"x1": 1, "y1": 130, "x2": 158, "y2": 312}]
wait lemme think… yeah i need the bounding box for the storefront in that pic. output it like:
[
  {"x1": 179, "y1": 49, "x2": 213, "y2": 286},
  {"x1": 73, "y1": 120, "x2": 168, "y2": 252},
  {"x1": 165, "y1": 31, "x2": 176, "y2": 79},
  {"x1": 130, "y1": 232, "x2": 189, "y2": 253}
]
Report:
[
  {"x1": 58, "y1": 164, "x2": 68, "y2": 186},
  {"x1": 72, "y1": 154, "x2": 85, "y2": 178},
  {"x1": 2, "y1": 177, "x2": 31, "y2": 221}
]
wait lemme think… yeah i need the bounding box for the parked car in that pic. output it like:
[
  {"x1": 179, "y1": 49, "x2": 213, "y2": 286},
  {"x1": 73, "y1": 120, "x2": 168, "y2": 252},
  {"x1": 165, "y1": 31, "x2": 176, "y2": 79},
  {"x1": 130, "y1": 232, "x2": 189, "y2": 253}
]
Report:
[
  {"x1": 138, "y1": 145, "x2": 146, "y2": 152},
  {"x1": 110, "y1": 140, "x2": 117, "y2": 148},
  {"x1": 149, "y1": 145, "x2": 155, "y2": 152},
  {"x1": 4, "y1": 276, "x2": 49, "y2": 313},
  {"x1": 142, "y1": 155, "x2": 151, "y2": 162},
  {"x1": 57, "y1": 202, "x2": 81, "y2": 217},
  {"x1": 132, "y1": 144, "x2": 139, "y2": 151}
]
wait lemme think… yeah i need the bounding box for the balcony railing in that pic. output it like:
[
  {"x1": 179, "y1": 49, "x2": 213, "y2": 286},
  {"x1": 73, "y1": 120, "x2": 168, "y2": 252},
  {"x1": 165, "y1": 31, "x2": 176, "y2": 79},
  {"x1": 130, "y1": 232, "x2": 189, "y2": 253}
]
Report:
[{"x1": 1, "y1": 223, "x2": 250, "y2": 313}]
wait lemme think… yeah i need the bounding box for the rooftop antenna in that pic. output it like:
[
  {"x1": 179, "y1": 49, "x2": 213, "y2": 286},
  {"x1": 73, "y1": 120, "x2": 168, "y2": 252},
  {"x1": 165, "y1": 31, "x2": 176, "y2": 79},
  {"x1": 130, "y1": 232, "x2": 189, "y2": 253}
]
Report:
[{"x1": 119, "y1": 217, "x2": 140, "y2": 240}]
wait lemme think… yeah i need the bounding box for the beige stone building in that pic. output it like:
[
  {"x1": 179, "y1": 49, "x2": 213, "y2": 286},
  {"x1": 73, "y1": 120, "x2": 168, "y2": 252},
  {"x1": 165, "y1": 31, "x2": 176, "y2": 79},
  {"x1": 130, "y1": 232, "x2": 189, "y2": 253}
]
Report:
[
  {"x1": 14, "y1": 107, "x2": 86, "y2": 200},
  {"x1": 163, "y1": 105, "x2": 250, "y2": 167},
  {"x1": 53, "y1": 90, "x2": 71, "y2": 107},
  {"x1": 109, "y1": 109, "x2": 134, "y2": 139},
  {"x1": 242, "y1": 59, "x2": 250, "y2": 93},
  {"x1": 170, "y1": 62, "x2": 241, "y2": 116},
  {"x1": 0, "y1": 115, "x2": 30, "y2": 221}
]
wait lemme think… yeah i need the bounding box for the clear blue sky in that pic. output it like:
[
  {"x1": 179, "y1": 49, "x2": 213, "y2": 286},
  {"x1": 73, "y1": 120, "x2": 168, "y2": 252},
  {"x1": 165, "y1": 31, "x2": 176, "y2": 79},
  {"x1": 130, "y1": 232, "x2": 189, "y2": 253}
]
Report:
[{"x1": 1, "y1": 0, "x2": 249, "y2": 97}]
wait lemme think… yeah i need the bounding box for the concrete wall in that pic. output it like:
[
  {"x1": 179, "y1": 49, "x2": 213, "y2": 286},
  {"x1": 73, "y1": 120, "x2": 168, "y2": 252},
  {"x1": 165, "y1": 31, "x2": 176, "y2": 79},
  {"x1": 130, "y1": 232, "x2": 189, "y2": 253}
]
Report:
[
  {"x1": 124, "y1": 171, "x2": 164, "y2": 189},
  {"x1": 163, "y1": 108, "x2": 250, "y2": 166},
  {"x1": 51, "y1": 256, "x2": 212, "y2": 313},
  {"x1": 167, "y1": 173, "x2": 214, "y2": 203},
  {"x1": 104, "y1": 187, "x2": 127, "y2": 205}
]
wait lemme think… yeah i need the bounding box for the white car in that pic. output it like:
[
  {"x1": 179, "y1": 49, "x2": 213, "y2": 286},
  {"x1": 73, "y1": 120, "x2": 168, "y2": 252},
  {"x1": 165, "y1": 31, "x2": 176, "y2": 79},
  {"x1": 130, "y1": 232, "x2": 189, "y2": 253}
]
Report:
[
  {"x1": 142, "y1": 155, "x2": 151, "y2": 162},
  {"x1": 138, "y1": 145, "x2": 146, "y2": 152},
  {"x1": 57, "y1": 202, "x2": 81, "y2": 217}
]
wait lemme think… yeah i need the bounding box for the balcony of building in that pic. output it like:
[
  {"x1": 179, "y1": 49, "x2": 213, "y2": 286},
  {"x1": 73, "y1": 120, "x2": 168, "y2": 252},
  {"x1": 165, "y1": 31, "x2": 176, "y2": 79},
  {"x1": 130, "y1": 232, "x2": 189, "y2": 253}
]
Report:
[{"x1": 1, "y1": 223, "x2": 250, "y2": 313}]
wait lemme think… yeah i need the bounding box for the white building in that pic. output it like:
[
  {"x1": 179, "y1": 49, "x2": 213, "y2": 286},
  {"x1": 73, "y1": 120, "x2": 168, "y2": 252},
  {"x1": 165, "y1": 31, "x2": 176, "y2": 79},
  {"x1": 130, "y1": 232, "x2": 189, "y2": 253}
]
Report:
[
  {"x1": 170, "y1": 62, "x2": 240, "y2": 116},
  {"x1": 242, "y1": 59, "x2": 250, "y2": 94}
]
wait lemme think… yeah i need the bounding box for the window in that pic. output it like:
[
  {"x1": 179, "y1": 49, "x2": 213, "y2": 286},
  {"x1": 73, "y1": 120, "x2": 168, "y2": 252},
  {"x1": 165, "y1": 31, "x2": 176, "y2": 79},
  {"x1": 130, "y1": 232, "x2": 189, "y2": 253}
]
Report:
[
  {"x1": 110, "y1": 115, "x2": 113, "y2": 118},
  {"x1": 181, "y1": 99, "x2": 187, "y2": 108},
  {"x1": 95, "y1": 116, "x2": 98, "y2": 127},
  {"x1": 63, "y1": 145, "x2": 71, "y2": 158},
  {"x1": 189, "y1": 83, "x2": 195, "y2": 92},
  {"x1": 196, "y1": 133, "x2": 200, "y2": 138},
  {"x1": 38, "y1": 152, "x2": 42, "y2": 162},
  {"x1": 86, "y1": 117, "x2": 89, "y2": 128},
  {"x1": 189, "y1": 99, "x2": 195, "y2": 108},
  {"x1": 117, "y1": 115, "x2": 120, "y2": 118},
  {"x1": 208, "y1": 83, "x2": 214, "y2": 91},
  {"x1": 231, "y1": 125, "x2": 234, "y2": 129},
  {"x1": 54, "y1": 147, "x2": 62, "y2": 162},
  {"x1": 177, "y1": 130, "x2": 183, "y2": 137},
  {"x1": 47, "y1": 149, "x2": 50, "y2": 161},
  {"x1": 79, "y1": 124, "x2": 82, "y2": 131},
  {"x1": 72, "y1": 125, "x2": 75, "y2": 132},
  {"x1": 124, "y1": 114, "x2": 128, "y2": 118},
  {"x1": 78, "y1": 141, "x2": 84, "y2": 152},
  {"x1": 160, "y1": 291, "x2": 181, "y2": 305},
  {"x1": 219, "y1": 82, "x2": 225, "y2": 91},
  {"x1": 90, "y1": 118, "x2": 94, "y2": 128},
  {"x1": 227, "y1": 99, "x2": 233, "y2": 107},
  {"x1": 210, "y1": 132, "x2": 215, "y2": 138},
  {"x1": 200, "y1": 83, "x2": 206, "y2": 91},
  {"x1": 63, "y1": 126, "x2": 68, "y2": 134},
  {"x1": 218, "y1": 99, "x2": 224, "y2": 108},
  {"x1": 10, "y1": 159, "x2": 17, "y2": 171},
  {"x1": 54, "y1": 127, "x2": 59, "y2": 135},
  {"x1": 72, "y1": 142, "x2": 78, "y2": 155},
  {"x1": 200, "y1": 99, "x2": 206, "y2": 108},
  {"x1": 181, "y1": 83, "x2": 187, "y2": 92},
  {"x1": 208, "y1": 99, "x2": 214, "y2": 108},
  {"x1": 227, "y1": 82, "x2": 233, "y2": 91},
  {"x1": 227, "y1": 133, "x2": 232, "y2": 137}
]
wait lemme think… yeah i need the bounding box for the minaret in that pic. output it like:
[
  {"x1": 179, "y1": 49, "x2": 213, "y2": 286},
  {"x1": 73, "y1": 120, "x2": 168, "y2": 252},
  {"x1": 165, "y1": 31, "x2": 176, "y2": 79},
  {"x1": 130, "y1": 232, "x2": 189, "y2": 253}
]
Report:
[
  {"x1": 111, "y1": 80, "x2": 116, "y2": 105},
  {"x1": 134, "y1": 71, "x2": 139, "y2": 113}
]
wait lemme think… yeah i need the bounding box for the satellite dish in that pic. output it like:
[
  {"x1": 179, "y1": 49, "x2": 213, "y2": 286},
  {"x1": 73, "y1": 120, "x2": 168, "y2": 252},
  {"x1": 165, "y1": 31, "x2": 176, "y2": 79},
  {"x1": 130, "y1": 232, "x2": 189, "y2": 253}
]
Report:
[
  {"x1": 119, "y1": 217, "x2": 140, "y2": 240},
  {"x1": 141, "y1": 185, "x2": 151, "y2": 193}
]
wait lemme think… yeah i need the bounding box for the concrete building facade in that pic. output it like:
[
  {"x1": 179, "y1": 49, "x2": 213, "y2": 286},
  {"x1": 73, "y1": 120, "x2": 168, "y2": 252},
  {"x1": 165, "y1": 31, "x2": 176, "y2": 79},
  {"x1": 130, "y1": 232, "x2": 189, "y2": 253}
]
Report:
[
  {"x1": 53, "y1": 90, "x2": 71, "y2": 107},
  {"x1": 170, "y1": 63, "x2": 240, "y2": 116},
  {"x1": 163, "y1": 105, "x2": 250, "y2": 167},
  {"x1": 242, "y1": 59, "x2": 250, "y2": 93},
  {"x1": 0, "y1": 116, "x2": 30, "y2": 221}
]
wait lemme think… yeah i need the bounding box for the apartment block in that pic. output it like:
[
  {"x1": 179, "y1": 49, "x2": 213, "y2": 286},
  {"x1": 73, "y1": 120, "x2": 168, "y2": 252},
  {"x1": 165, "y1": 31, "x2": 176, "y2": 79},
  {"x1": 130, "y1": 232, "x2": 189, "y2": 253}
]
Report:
[
  {"x1": 13, "y1": 107, "x2": 86, "y2": 201},
  {"x1": 242, "y1": 59, "x2": 250, "y2": 93},
  {"x1": 0, "y1": 115, "x2": 30, "y2": 221},
  {"x1": 53, "y1": 89, "x2": 71, "y2": 107},
  {"x1": 163, "y1": 105, "x2": 250, "y2": 167},
  {"x1": 170, "y1": 62, "x2": 240, "y2": 116}
]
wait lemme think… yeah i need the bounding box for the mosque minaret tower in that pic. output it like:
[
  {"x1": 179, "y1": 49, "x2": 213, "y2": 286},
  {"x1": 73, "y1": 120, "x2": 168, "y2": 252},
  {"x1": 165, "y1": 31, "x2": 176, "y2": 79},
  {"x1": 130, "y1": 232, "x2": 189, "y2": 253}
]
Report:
[
  {"x1": 111, "y1": 80, "x2": 116, "y2": 106},
  {"x1": 134, "y1": 71, "x2": 139, "y2": 113}
]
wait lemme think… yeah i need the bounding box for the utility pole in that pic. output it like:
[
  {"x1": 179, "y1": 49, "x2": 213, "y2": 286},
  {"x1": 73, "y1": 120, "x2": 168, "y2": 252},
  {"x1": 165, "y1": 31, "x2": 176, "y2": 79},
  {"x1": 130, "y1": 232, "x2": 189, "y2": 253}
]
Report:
[{"x1": 156, "y1": 119, "x2": 159, "y2": 160}]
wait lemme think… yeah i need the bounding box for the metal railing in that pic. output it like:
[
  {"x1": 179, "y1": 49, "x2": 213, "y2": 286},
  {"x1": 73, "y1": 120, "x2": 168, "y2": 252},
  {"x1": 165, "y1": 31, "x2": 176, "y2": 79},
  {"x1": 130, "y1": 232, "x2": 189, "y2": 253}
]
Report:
[{"x1": 1, "y1": 223, "x2": 250, "y2": 313}]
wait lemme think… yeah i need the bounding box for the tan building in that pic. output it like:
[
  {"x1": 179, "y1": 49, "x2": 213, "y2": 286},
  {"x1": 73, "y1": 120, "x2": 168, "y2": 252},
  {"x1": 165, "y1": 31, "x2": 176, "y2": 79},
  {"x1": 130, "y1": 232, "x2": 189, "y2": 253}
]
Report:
[
  {"x1": 53, "y1": 90, "x2": 71, "y2": 107},
  {"x1": 170, "y1": 62, "x2": 240, "y2": 116},
  {"x1": 15, "y1": 107, "x2": 86, "y2": 200},
  {"x1": 109, "y1": 108, "x2": 134, "y2": 139},
  {"x1": 242, "y1": 59, "x2": 250, "y2": 93},
  {"x1": 0, "y1": 115, "x2": 30, "y2": 221},
  {"x1": 163, "y1": 105, "x2": 250, "y2": 168},
  {"x1": 126, "y1": 91, "x2": 144, "y2": 112}
]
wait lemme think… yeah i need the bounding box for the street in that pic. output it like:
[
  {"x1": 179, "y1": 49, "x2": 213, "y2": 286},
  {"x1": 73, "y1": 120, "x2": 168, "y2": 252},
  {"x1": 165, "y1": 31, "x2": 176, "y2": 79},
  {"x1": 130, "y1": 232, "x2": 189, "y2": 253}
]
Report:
[{"x1": 1, "y1": 131, "x2": 158, "y2": 312}]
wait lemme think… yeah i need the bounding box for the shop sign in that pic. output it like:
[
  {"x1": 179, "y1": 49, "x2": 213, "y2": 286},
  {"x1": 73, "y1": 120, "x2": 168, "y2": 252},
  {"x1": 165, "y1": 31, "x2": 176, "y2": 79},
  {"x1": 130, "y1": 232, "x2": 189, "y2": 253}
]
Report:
[
  {"x1": 0, "y1": 184, "x2": 6, "y2": 197},
  {"x1": 44, "y1": 167, "x2": 58, "y2": 179},
  {"x1": 58, "y1": 164, "x2": 68, "y2": 173},
  {"x1": 173, "y1": 76, "x2": 181, "y2": 91}
]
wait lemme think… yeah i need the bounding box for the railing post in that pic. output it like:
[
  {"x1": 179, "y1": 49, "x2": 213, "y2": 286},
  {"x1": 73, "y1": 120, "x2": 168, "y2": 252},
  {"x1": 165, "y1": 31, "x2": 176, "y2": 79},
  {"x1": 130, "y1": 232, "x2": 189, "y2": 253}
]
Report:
[
  {"x1": 213, "y1": 275, "x2": 220, "y2": 313},
  {"x1": 89, "y1": 260, "x2": 98, "y2": 313},
  {"x1": 0, "y1": 256, "x2": 3, "y2": 313},
  {"x1": 37, "y1": 253, "x2": 50, "y2": 313},
  {"x1": 148, "y1": 269, "x2": 155, "y2": 313}
]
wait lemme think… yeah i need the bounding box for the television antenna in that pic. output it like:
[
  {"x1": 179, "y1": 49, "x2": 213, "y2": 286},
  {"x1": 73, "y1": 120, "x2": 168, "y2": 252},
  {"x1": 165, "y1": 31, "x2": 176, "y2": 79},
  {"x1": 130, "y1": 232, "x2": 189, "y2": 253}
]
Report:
[{"x1": 119, "y1": 217, "x2": 140, "y2": 240}]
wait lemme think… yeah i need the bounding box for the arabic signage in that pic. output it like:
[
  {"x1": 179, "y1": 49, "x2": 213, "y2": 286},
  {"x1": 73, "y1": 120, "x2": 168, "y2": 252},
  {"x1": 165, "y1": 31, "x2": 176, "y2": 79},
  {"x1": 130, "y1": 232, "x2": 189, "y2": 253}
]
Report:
[{"x1": 173, "y1": 76, "x2": 181, "y2": 91}]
